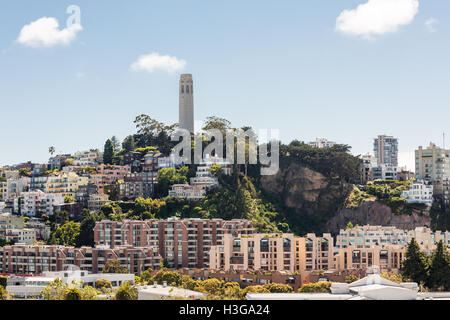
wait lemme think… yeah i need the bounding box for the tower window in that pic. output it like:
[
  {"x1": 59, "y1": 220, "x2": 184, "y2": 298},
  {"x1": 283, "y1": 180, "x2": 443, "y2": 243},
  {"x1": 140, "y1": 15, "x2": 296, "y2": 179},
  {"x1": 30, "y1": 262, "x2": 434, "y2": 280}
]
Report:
[
  {"x1": 181, "y1": 86, "x2": 184, "y2": 94},
  {"x1": 186, "y1": 86, "x2": 189, "y2": 93}
]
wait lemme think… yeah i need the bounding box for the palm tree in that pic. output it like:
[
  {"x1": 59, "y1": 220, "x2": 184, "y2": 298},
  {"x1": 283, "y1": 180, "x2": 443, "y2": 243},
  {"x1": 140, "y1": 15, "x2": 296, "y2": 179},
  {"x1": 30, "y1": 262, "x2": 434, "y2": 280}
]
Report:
[{"x1": 49, "y1": 146, "x2": 56, "y2": 156}]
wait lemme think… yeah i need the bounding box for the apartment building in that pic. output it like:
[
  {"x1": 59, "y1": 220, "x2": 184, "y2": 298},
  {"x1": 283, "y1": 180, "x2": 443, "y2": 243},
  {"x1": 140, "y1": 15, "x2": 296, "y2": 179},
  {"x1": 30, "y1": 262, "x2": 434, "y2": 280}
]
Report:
[
  {"x1": 87, "y1": 193, "x2": 110, "y2": 212},
  {"x1": 90, "y1": 164, "x2": 131, "y2": 194},
  {"x1": 46, "y1": 172, "x2": 88, "y2": 198},
  {"x1": 295, "y1": 233, "x2": 334, "y2": 273},
  {"x1": 333, "y1": 245, "x2": 405, "y2": 272},
  {"x1": 157, "y1": 153, "x2": 185, "y2": 169},
  {"x1": 336, "y1": 225, "x2": 450, "y2": 254},
  {"x1": 72, "y1": 150, "x2": 103, "y2": 167},
  {"x1": 48, "y1": 154, "x2": 72, "y2": 170},
  {"x1": 401, "y1": 180, "x2": 434, "y2": 207},
  {"x1": 0, "y1": 177, "x2": 29, "y2": 201},
  {"x1": 374, "y1": 135, "x2": 398, "y2": 167},
  {"x1": 94, "y1": 218, "x2": 254, "y2": 269},
  {"x1": 415, "y1": 143, "x2": 450, "y2": 198},
  {"x1": 0, "y1": 213, "x2": 24, "y2": 232},
  {"x1": 3, "y1": 228, "x2": 36, "y2": 245},
  {"x1": 14, "y1": 190, "x2": 64, "y2": 217},
  {"x1": 168, "y1": 184, "x2": 205, "y2": 199},
  {"x1": 0, "y1": 244, "x2": 162, "y2": 276},
  {"x1": 308, "y1": 138, "x2": 337, "y2": 149},
  {"x1": 360, "y1": 153, "x2": 377, "y2": 184},
  {"x1": 372, "y1": 164, "x2": 398, "y2": 180},
  {"x1": 210, "y1": 233, "x2": 298, "y2": 272},
  {"x1": 119, "y1": 171, "x2": 157, "y2": 200}
]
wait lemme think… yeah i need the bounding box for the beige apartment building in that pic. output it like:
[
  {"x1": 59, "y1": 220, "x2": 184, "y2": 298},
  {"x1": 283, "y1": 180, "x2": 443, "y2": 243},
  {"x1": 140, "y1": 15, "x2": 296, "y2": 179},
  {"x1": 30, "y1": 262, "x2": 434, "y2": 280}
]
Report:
[
  {"x1": 333, "y1": 245, "x2": 405, "y2": 272},
  {"x1": 415, "y1": 143, "x2": 450, "y2": 197},
  {"x1": 210, "y1": 233, "x2": 334, "y2": 275},
  {"x1": 94, "y1": 218, "x2": 254, "y2": 269}
]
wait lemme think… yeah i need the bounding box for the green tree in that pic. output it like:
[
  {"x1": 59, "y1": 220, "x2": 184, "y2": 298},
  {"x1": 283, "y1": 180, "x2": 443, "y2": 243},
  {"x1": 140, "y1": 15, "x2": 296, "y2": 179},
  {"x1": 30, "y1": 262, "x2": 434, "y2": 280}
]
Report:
[
  {"x1": 76, "y1": 211, "x2": 102, "y2": 247},
  {"x1": 103, "y1": 139, "x2": 114, "y2": 165},
  {"x1": 122, "y1": 135, "x2": 136, "y2": 152},
  {"x1": 426, "y1": 240, "x2": 450, "y2": 291},
  {"x1": 111, "y1": 136, "x2": 121, "y2": 155},
  {"x1": 152, "y1": 270, "x2": 182, "y2": 286},
  {"x1": 401, "y1": 238, "x2": 428, "y2": 285},
  {"x1": 49, "y1": 221, "x2": 80, "y2": 246},
  {"x1": 345, "y1": 221, "x2": 354, "y2": 230},
  {"x1": 140, "y1": 268, "x2": 154, "y2": 283},
  {"x1": 115, "y1": 282, "x2": 138, "y2": 300},
  {"x1": 103, "y1": 260, "x2": 129, "y2": 274}
]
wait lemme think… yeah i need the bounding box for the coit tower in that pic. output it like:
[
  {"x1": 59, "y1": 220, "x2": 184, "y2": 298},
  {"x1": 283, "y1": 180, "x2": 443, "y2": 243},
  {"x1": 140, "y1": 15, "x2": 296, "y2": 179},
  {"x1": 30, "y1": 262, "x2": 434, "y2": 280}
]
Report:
[{"x1": 179, "y1": 74, "x2": 194, "y2": 133}]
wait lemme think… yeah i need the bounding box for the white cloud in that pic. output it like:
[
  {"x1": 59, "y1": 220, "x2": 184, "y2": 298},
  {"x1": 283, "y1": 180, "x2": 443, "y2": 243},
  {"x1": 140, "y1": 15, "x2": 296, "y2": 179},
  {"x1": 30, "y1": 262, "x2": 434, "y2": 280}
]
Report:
[
  {"x1": 336, "y1": 0, "x2": 419, "y2": 38},
  {"x1": 17, "y1": 17, "x2": 82, "y2": 48},
  {"x1": 425, "y1": 18, "x2": 438, "y2": 33},
  {"x1": 131, "y1": 52, "x2": 186, "y2": 74}
]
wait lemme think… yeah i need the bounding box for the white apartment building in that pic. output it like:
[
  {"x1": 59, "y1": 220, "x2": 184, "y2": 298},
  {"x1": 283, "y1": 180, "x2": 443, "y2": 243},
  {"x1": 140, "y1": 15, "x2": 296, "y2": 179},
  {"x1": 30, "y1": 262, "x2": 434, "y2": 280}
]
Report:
[
  {"x1": 72, "y1": 151, "x2": 103, "y2": 167},
  {"x1": 372, "y1": 164, "x2": 398, "y2": 180},
  {"x1": 0, "y1": 177, "x2": 29, "y2": 201},
  {"x1": 336, "y1": 225, "x2": 450, "y2": 254},
  {"x1": 374, "y1": 135, "x2": 398, "y2": 167},
  {"x1": 88, "y1": 193, "x2": 110, "y2": 212},
  {"x1": 4, "y1": 228, "x2": 36, "y2": 244},
  {"x1": 308, "y1": 138, "x2": 337, "y2": 149},
  {"x1": 360, "y1": 153, "x2": 378, "y2": 183},
  {"x1": 0, "y1": 212, "x2": 24, "y2": 231},
  {"x1": 415, "y1": 143, "x2": 450, "y2": 198},
  {"x1": 15, "y1": 190, "x2": 64, "y2": 217},
  {"x1": 401, "y1": 180, "x2": 434, "y2": 207},
  {"x1": 157, "y1": 153, "x2": 185, "y2": 169}
]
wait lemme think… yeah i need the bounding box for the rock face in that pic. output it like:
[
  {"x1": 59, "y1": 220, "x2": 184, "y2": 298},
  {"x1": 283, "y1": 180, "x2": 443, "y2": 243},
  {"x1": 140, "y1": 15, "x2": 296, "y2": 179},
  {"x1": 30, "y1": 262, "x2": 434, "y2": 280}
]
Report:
[
  {"x1": 326, "y1": 201, "x2": 431, "y2": 234},
  {"x1": 260, "y1": 160, "x2": 430, "y2": 234},
  {"x1": 260, "y1": 161, "x2": 352, "y2": 232}
]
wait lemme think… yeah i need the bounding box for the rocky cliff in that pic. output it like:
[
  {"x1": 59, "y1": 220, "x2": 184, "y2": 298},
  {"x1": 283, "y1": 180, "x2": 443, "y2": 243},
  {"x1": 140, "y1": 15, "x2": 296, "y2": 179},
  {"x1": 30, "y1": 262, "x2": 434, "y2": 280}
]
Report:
[
  {"x1": 326, "y1": 201, "x2": 431, "y2": 234},
  {"x1": 259, "y1": 159, "x2": 430, "y2": 235}
]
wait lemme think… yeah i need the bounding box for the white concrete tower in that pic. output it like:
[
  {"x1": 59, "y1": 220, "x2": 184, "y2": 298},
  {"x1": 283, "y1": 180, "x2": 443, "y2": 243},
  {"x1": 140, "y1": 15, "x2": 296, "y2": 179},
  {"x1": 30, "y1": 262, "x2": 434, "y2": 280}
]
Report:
[{"x1": 179, "y1": 74, "x2": 194, "y2": 133}]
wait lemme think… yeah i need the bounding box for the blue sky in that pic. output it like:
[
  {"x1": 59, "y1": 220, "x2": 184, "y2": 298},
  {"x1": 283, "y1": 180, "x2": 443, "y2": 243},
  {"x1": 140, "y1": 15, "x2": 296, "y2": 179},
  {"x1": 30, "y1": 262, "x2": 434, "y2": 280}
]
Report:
[{"x1": 0, "y1": 0, "x2": 449, "y2": 170}]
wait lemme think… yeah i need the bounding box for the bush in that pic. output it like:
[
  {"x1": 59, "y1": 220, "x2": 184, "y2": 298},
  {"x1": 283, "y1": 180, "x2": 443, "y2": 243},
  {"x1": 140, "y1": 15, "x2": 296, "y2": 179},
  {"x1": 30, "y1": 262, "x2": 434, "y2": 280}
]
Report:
[
  {"x1": 64, "y1": 287, "x2": 82, "y2": 300},
  {"x1": 0, "y1": 285, "x2": 9, "y2": 300},
  {"x1": 263, "y1": 283, "x2": 293, "y2": 293},
  {"x1": 115, "y1": 282, "x2": 138, "y2": 300},
  {"x1": 0, "y1": 276, "x2": 7, "y2": 288},
  {"x1": 95, "y1": 279, "x2": 112, "y2": 291},
  {"x1": 298, "y1": 281, "x2": 331, "y2": 293}
]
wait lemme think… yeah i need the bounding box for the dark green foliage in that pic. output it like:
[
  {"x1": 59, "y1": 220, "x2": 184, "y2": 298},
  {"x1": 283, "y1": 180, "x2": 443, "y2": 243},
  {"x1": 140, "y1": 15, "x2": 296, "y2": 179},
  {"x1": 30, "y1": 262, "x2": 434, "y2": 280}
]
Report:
[
  {"x1": 76, "y1": 210, "x2": 104, "y2": 247},
  {"x1": 0, "y1": 276, "x2": 7, "y2": 288},
  {"x1": 103, "y1": 139, "x2": 114, "y2": 165},
  {"x1": 48, "y1": 221, "x2": 80, "y2": 246},
  {"x1": 122, "y1": 135, "x2": 136, "y2": 152},
  {"x1": 401, "y1": 238, "x2": 429, "y2": 284},
  {"x1": 426, "y1": 240, "x2": 450, "y2": 291},
  {"x1": 115, "y1": 282, "x2": 138, "y2": 300}
]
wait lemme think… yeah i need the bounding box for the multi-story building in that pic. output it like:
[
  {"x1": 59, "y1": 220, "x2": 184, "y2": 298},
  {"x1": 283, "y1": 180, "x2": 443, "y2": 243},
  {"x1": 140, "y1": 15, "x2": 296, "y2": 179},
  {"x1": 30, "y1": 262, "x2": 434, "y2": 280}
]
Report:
[
  {"x1": 14, "y1": 190, "x2": 64, "y2": 217},
  {"x1": 336, "y1": 225, "x2": 410, "y2": 249},
  {"x1": 157, "y1": 153, "x2": 185, "y2": 169},
  {"x1": 168, "y1": 184, "x2": 205, "y2": 199},
  {"x1": 87, "y1": 194, "x2": 110, "y2": 212},
  {"x1": 48, "y1": 154, "x2": 72, "y2": 170},
  {"x1": 120, "y1": 172, "x2": 157, "y2": 200},
  {"x1": 374, "y1": 135, "x2": 398, "y2": 167},
  {"x1": 335, "y1": 225, "x2": 450, "y2": 254},
  {"x1": 0, "y1": 244, "x2": 162, "y2": 276},
  {"x1": 333, "y1": 245, "x2": 405, "y2": 272},
  {"x1": 72, "y1": 150, "x2": 103, "y2": 167},
  {"x1": 90, "y1": 165, "x2": 131, "y2": 194},
  {"x1": 0, "y1": 213, "x2": 24, "y2": 232},
  {"x1": 415, "y1": 143, "x2": 450, "y2": 198},
  {"x1": 0, "y1": 177, "x2": 29, "y2": 201},
  {"x1": 401, "y1": 180, "x2": 434, "y2": 207},
  {"x1": 371, "y1": 164, "x2": 398, "y2": 180},
  {"x1": 210, "y1": 233, "x2": 298, "y2": 272},
  {"x1": 308, "y1": 138, "x2": 337, "y2": 149},
  {"x1": 119, "y1": 151, "x2": 143, "y2": 172},
  {"x1": 360, "y1": 153, "x2": 377, "y2": 184},
  {"x1": 46, "y1": 172, "x2": 88, "y2": 198},
  {"x1": 94, "y1": 218, "x2": 254, "y2": 269},
  {"x1": 3, "y1": 228, "x2": 36, "y2": 245},
  {"x1": 295, "y1": 233, "x2": 334, "y2": 273}
]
